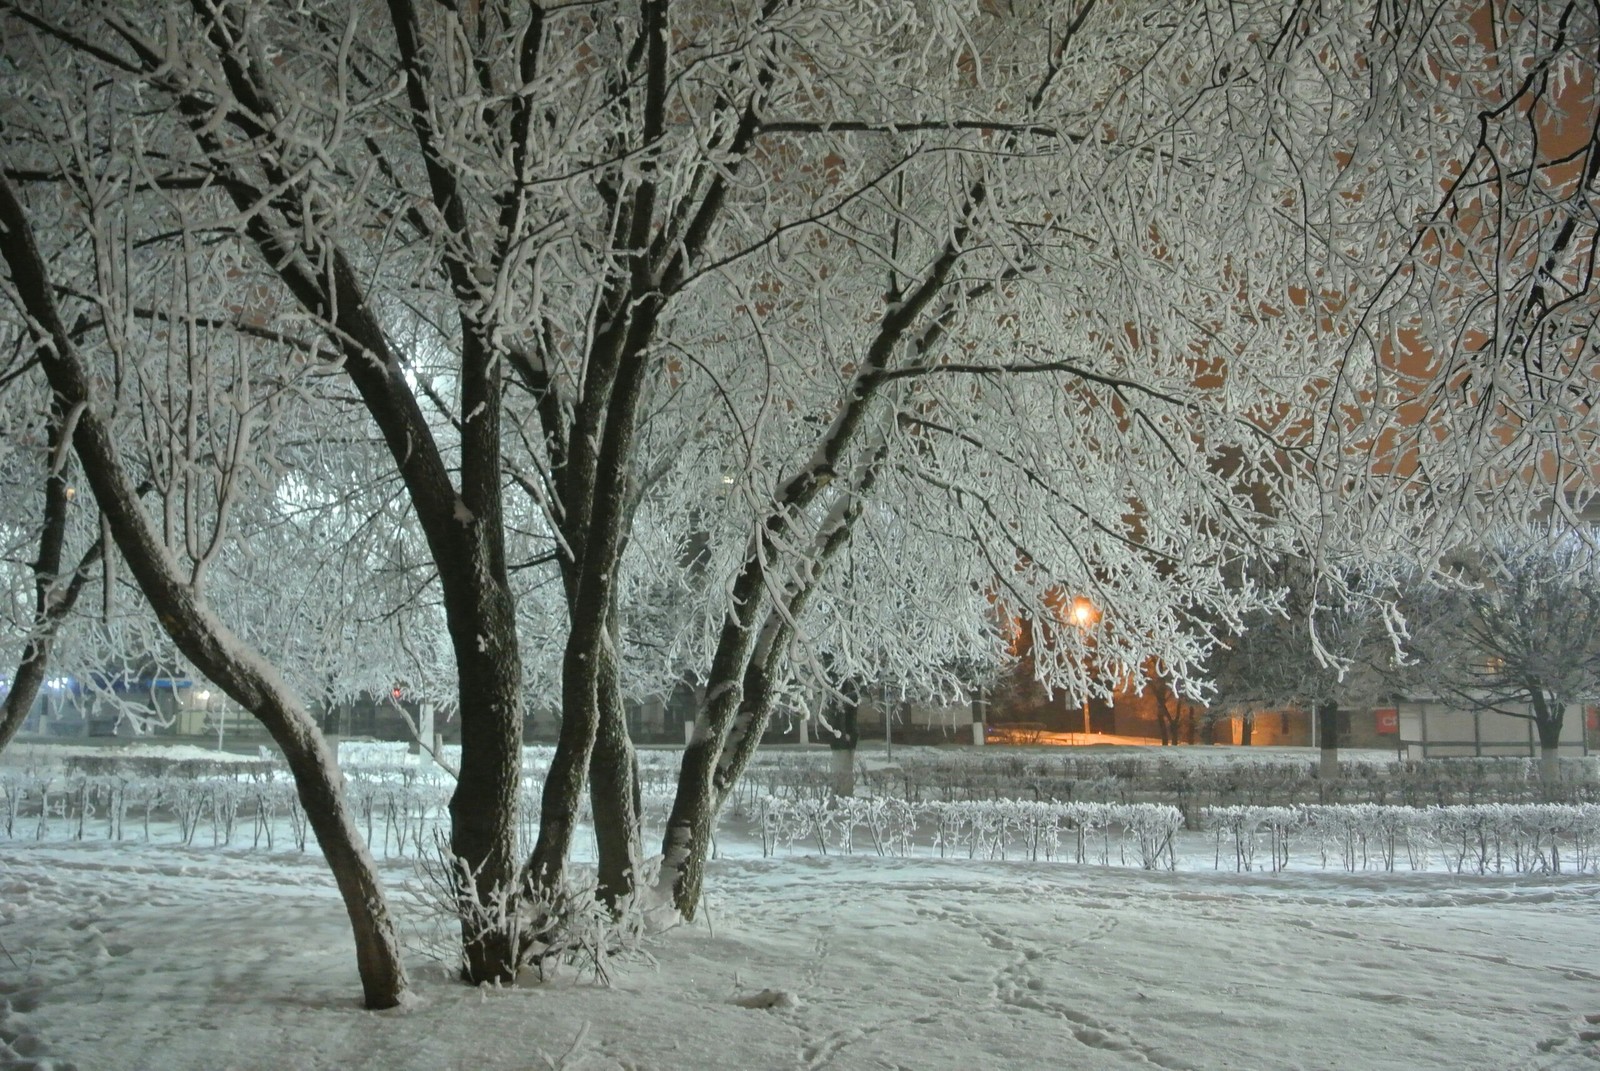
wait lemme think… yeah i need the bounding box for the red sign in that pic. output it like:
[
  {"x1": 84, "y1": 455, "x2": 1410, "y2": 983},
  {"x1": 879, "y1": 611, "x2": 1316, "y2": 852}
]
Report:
[
  {"x1": 1587, "y1": 706, "x2": 1599, "y2": 731},
  {"x1": 1374, "y1": 707, "x2": 1399, "y2": 734}
]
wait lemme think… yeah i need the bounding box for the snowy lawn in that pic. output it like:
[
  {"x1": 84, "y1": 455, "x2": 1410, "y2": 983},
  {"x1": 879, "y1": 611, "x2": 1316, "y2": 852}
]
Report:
[{"x1": 3, "y1": 834, "x2": 1599, "y2": 1070}]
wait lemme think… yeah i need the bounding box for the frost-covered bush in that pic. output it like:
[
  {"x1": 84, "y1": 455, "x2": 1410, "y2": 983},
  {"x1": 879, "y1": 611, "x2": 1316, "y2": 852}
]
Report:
[
  {"x1": 1203, "y1": 802, "x2": 1600, "y2": 875},
  {"x1": 669, "y1": 746, "x2": 1600, "y2": 811},
  {"x1": 1205, "y1": 806, "x2": 1299, "y2": 872},
  {"x1": 330, "y1": 741, "x2": 1600, "y2": 811},
  {"x1": 5, "y1": 746, "x2": 1594, "y2": 879},
  {"x1": 407, "y1": 831, "x2": 652, "y2": 985},
  {"x1": 754, "y1": 796, "x2": 1181, "y2": 870}
]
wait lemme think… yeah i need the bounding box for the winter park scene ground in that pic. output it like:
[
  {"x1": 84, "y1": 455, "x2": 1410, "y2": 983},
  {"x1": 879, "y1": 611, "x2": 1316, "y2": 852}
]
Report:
[{"x1": 3, "y1": 740, "x2": 1600, "y2": 1071}]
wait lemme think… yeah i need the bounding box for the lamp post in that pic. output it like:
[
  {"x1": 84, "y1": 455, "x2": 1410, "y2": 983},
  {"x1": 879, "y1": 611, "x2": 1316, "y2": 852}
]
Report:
[{"x1": 1070, "y1": 598, "x2": 1095, "y2": 739}]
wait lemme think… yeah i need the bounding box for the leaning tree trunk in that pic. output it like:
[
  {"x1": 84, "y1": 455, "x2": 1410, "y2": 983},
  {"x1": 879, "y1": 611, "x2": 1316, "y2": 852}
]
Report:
[
  {"x1": 659, "y1": 687, "x2": 741, "y2": 921},
  {"x1": 713, "y1": 624, "x2": 790, "y2": 810},
  {"x1": 0, "y1": 407, "x2": 117, "y2": 755},
  {"x1": 0, "y1": 172, "x2": 410, "y2": 1007},
  {"x1": 0, "y1": 642, "x2": 51, "y2": 755},
  {"x1": 659, "y1": 614, "x2": 770, "y2": 920},
  {"x1": 0, "y1": 406, "x2": 72, "y2": 754},
  {"x1": 661, "y1": 608, "x2": 793, "y2": 920},
  {"x1": 660, "y1": 429, "x2": 890, "y2": 920},
  {"x1": 47, "y1": 434, "x2": 409, "y2": 1011},
  {"x1": 659, "y1": 208, "x2": 964, "y2": 917}
]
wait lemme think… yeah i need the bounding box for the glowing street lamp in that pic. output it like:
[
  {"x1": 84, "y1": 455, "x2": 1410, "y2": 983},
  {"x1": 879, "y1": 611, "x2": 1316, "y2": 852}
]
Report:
[{"x1": 1070, "y1": 598, "x2": 1095, "y2": 737}]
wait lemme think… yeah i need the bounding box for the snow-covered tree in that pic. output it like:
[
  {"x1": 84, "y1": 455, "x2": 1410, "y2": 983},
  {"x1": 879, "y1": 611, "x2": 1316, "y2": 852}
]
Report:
[
  {"x1": 1401, "y1": 530, "x2": 1600, "y2": 785},
  {"x1": 0, "y1": 171, "x2": 413, "y2": 1007},
  {"x1": 5, "y1": 0, "x2": 1600, "y2": 1001},
  {"x1": 0, "y1": 386, "x2": 106, "y2": 752},
  {"x1": 1205, "y1": 561, "x2": 1395, "y2": 776}
]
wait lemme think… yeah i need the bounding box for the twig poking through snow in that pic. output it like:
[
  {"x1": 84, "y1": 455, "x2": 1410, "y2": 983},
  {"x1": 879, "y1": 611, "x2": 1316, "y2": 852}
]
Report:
[{"x1": 536, "y1": 1022, "x2": 591, "y2": 1070}]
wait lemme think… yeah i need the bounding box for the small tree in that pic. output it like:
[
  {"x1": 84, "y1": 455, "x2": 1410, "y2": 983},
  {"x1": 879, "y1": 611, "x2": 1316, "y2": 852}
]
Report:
[
  {"x1": 0, "y1": 401, "x2": 109, "y2": 753},
  {"x1": 1403, "y1": 533, "x2": 1600, "y2": 786},
  {"x1": 1146, "y1": 675, "x2": 1191, "y2": 746},
  {"x1": 1206, "y1": 563, "x2": 1394, "y2": 777},
  {"x1": 0, "y1": 171, "x2": 411, "y2": 1009}
]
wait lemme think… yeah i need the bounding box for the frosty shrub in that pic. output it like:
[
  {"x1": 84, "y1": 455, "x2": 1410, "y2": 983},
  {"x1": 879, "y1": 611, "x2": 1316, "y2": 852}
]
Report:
[
  {"x1": 408, "y1": 831, "x2": 651, "y2": 986},
  {"x1": 333, "y1": 742, "x2": 1600, "y2": 811},
  {"x1": 745, "y1": 750, "x2": 1600, "y2": 809},
  {"x1": 5, "y1": 748, "x2": 1595, "y2": 880},
  {"x1": 1204, "y1": 803, "x2": 1600, "y2": 875},
  {"x1": 755, "y1": 796, "x2": 1181, "y2": 870}
]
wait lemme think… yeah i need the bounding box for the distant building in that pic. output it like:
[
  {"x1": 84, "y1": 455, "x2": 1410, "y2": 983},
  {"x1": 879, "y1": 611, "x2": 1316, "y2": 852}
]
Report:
[{"x1": 1393, "y1": 698, "x2": 1595, "y2": 760}]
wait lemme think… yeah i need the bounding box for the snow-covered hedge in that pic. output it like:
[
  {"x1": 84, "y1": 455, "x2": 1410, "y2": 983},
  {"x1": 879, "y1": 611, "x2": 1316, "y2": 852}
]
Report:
[
  {"x1": 0, "y1": 754, "x2": 655, "y2": 859},
  {"x1": 1203, "y1": 803, "x2": 1600, "y2": 875},
  {"x1": 330, "y1": 741, "x2": 1600, "y2": 810},
  {"x1": 0, "y1": 767, "x2": 307, "y2": 849},
  {"x1": 4, "y1": 745, "x2": 1597, "y2": 878},
  {"x1": 753, "y1": 796, "x2": 1183, "y2": 870}
]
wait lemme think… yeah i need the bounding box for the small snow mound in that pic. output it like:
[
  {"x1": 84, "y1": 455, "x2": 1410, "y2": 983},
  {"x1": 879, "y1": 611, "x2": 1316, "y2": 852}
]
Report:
[{"x1": 732, "y1": 988, "x2": 799, "y2": 1010}]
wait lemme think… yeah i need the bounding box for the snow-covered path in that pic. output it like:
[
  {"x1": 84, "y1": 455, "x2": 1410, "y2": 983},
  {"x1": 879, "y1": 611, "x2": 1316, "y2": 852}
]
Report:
[{"x1": 3, "y1": 839, "x2": 1598, "y2": 1070}]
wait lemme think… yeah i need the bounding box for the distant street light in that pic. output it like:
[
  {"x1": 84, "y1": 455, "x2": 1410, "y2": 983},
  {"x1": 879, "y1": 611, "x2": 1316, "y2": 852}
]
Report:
[{"x1": 1070, "y1": 598, "x2": 1095, "y2": 736}]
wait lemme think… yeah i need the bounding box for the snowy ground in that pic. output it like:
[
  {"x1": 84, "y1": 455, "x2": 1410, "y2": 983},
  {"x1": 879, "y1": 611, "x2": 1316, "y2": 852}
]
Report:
[{"x1": 4, "y1": 824, "x2": 1600, "y2": 1071}]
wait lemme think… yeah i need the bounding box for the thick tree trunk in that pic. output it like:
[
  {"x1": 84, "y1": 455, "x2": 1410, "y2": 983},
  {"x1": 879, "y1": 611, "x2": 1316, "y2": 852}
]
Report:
[
  {"x1": 525, "y1": 505, "x2": 647, "y2": 911},
  {"x1": 829, "y1": 747, "x2": 855, "y2": 797},
  {"x1": 526, "y1": 641, "x2": 599, "y2": 897},
  {"x1": 523, "y1": 275, "x2": 660, "y2": 900},
  {"x1": 274, "y1": 712, "x2": 410, "y2": 1009},
  {"x1": 590, "y1": 638, "x2": 642, "y2": 910},
  {"x1": 1540, "y1": 744, "x2": 1560, "y2": 788},
  {"x1": 1317, "y1": 700, "x2": 1340, "y2": 782},
  {"x1": 826, "y1": 690, "x2": 860, "y2": 797},
  {"x1": 657, "y1": 582, "x2": 771, "y2": 919},
  {"x1": 0, "y1": 175, "x2": 408, "y2": 1007},
  {"x1": 1530, "y1": 691, "x2": 1564, "y2": 794},
  {"x1": 659, "y1": 729, "x2": 719, "y2": 920},
  {"x1": 446, "y1": 611, "x2": 524, "y2": 985}
]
